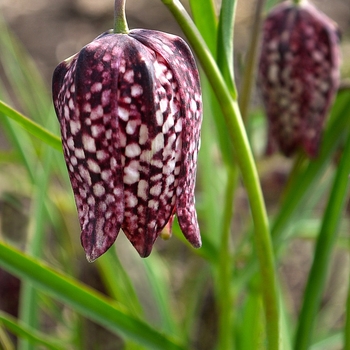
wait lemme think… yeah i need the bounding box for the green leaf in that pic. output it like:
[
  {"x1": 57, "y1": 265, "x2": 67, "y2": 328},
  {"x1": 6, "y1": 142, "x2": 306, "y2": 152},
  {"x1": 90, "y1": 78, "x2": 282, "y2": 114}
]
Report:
[
  {"x1": 0, "y1": 100, "x2": 62, "y2": 151},
  {"x1": 294, "y1": 113, "x2": 350, "y2": 349},
  {"x1": 189, "y1": 0, "x2": 217, "y2": 56},
  {"x1": 143, "y1": 255, "x2": 180, "y2": 335},
  {"x1": 0, "y1": 242, "x2": 186, "y2": 350},
  {"x1": 97, "y1": 248, "x2": 143, "y2": 317},
  {"x1": 18, "y1": 147, "x2": 54, "y2": 350},
  {"x1": 0, "y1": 311, "x2": 65, "y2": 350},
  {"x1": 272, "y1": 89, "x2": 350, "y2": 245},
  {"x1": 217, "y1": 0, "x2": 237, "y2": 97}
]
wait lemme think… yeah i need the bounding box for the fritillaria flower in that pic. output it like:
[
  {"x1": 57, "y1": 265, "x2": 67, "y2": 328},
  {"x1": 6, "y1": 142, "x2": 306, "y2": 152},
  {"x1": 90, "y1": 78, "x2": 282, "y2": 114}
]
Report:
[
  {"x1": 52, "y1": 3, "x2": 202, "y2": 261},
  {"x1": 258, "y1": 0, "x2": 341, "y2": 157}
]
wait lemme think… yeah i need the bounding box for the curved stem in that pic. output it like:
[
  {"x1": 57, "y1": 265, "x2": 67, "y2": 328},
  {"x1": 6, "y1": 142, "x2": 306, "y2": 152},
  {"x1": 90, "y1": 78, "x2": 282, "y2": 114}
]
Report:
[
  {"x1": 161, "y1": 1, "x2": 279, "y2": 349},
  {"x1": 114, "y1": 0, "x2": 129, "y2": 34}
]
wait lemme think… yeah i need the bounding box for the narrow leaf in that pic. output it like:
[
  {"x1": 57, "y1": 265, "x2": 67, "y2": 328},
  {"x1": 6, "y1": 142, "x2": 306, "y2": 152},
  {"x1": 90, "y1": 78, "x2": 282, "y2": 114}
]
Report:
[
  {"x1": 294, "y1": 120, "x2": 350, "y2": 349},
  {"x1": 189, "y1": 0, "x2": 217, "y2": 55},
  {"x1": 0, "y1": 242, "x2": 185, "y2": 350},
  {"x1": 217, "y1": 0, "x2": 237, "y2": 97},
  {"x1": 0, "y1": 311, "x2": 65, "y2": 350},
  {"x1": 0, "y1": 100, "x2": 61, "y2": 151}
]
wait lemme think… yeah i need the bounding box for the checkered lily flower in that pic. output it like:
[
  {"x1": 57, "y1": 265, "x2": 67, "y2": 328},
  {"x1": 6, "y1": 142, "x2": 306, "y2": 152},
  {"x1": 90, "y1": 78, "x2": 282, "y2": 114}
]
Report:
[
  {"x1": 52, "y1": 29, "x2": 202, "y2": 261},
  {"x1": 258, "y1": 0, "x2": 340, "y2": 157}
]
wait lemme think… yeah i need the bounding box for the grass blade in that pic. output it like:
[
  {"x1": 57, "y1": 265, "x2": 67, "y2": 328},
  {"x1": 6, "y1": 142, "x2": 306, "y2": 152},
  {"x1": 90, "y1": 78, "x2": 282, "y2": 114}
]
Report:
[
  {"x1": 0, "y1": 311, "x2": 65, "y2": 350},
  {"x1": 0, "y1": 100, "x2": 61, "y2": 151},
  {"x1": 216, "y1": 0, "x2": 237, "y2": 97},
  {"x1": 272, "y1": 89, "x2": 350, "y2": 245},
  {"x1": 294, "y1": 120, "x2": 350, "y2": 349},
  {"x1": 189, "y1": 0, "x2": 217, "y2": 56},
  {"x1": 0, "y1": 242, "x2": 186, "y2": 350}
]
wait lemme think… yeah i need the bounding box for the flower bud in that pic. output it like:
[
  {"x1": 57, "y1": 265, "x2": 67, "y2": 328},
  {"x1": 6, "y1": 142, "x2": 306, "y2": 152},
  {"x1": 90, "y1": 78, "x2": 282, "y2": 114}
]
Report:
[
  {"x1": 258, "y1": 0, "x2": 341, "y2": 157},
  {"x1": 52, "y1": 29, "x2": 202, "y2": 261}
]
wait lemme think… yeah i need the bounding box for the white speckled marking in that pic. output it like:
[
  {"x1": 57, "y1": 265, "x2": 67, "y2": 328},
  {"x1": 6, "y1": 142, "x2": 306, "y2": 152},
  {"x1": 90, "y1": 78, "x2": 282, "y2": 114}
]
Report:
[
  {"x1": 139, "y1": 124, "x2": 148, "y2": 145},
  {"x1": 82, "y1": 134, "x2": 96, "y2": 152},
  {"x1": 131, "y1": 84, "x2": 143, "y2": 97},
  {"x1": 90, "y1": 105, "x2": 104, "y2": 120},
  {"x1": 137, "y1": 179, "x2": 148, "y2": 201},
  {"x1": 74, "y1": 148, "x2": 85, "y2": 159},
  {"x1": 125, "y1": 143, "x2": 141, "y2": 158},
  {"x1": 93, "y1": 183, "x2": 105, "y2": 197},
  {"x1": 156, "y1": 110, "x2": 163, "y2": 126},
  {"x1": 70, "y1": 120, "x2": 81, "y2": 135},
  {"x1": 126, "y1": 120, "x2": 139, "y2": 135},
  {"x1": 125, "y1": 192, "x2": 138, "y2": 207},
  {"x1": 150, "y1": 184, "x2": 162, "y2": 196},
  {"x1": 91, "y1": 125, "x2": 104, "y2": 138},
  {"x1": 148, "y1": 199, "x2": 159, "y2": 210},
  {"x1": 96, "y1": 150, "x2": 108, "y2": 161},
  {"x1": 118, "y1": 107, "x2": 129, "y2": 121},
  {"x1": 101, "y1": 169, "x2": 112, "y2": 181},
  {"x1": 162, "y1": 116, "x2": 174, "y2": 133},
  {"x1": 87, "y1": 159, "x2": 101, "y2": 173},
  {"x1": 124, "y1": 70, "x2": 134, "y2": 83},
  {"x1": 151, "y1": 133, "x2": 164, "y2": 154},
  {"x1": 91, "y1": 82, "x2": 102, "y2": 93},
  {"x1": 124, "y1": 160, "x2": 140, "y2": 184}
]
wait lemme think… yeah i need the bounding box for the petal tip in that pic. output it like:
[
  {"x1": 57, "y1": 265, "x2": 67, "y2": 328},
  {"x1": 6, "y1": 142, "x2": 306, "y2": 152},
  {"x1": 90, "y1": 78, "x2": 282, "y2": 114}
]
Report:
[
  {"x1": 134, "y1": 243, "x2": 153, "y2": 258},
  {"x1": 177, "y1": 208, "x2": 201, "y2": 249},
  {"x1": 84, "y1": 245, "x2": 106, "y2": 263},
  {"x1": 81, "y1": 227, "x2": 119, "y2": 263}
]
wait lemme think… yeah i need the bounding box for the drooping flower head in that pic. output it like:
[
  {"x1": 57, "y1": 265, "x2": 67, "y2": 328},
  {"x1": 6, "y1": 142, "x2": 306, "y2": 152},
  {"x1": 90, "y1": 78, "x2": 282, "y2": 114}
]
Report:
[
  {"x1": 258, "y1": 0, "x2": 341, "y2": 157},
  {"x1": 52, "y1": 25, "x2": 202, "y2": 261}
]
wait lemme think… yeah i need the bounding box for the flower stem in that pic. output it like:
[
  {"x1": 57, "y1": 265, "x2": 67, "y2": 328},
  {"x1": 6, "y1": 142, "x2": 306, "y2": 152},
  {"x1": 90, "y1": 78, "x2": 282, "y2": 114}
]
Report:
[
  {"x1": 161, "y1": 1, "x2": 280, "y2": 348},
  {"x1": 114, "y1": 0, "x2": 129, "y2": 34}
]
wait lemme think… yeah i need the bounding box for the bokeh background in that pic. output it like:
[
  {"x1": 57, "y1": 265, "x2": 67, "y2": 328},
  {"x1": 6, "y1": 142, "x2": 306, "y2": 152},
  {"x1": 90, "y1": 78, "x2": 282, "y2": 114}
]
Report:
[{"x1": 1, "y1": 0, "x2": 349, "y2": 85}]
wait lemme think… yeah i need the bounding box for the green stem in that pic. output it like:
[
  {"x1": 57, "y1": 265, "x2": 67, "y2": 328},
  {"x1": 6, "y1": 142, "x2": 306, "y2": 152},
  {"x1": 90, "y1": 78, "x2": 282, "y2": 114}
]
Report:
[
  {"x1": 114, "y1": 0, "x2": 129, "y2": 34},
  {"x1": 161, "y1": 1, "x2": 279, "y2": 349},
  {"x1": 217, "y1": 167, "x2": 237, "y2": 350},
  {"x1": 239, "y1": 0, "x2": 266, "y2": 123},
  {"x1": 294, "y1": 131, "x2": 350, "y2": 350}
]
